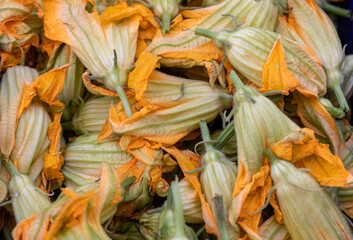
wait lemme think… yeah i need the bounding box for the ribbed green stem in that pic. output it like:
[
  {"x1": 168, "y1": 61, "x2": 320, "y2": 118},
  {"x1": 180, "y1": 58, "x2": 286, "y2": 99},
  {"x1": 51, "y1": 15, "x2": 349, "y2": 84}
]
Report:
[
  {"x1": 199, "y1": 120, "x2": 213, "y2": 152},
  {"x1": 332, "y1": 84, "x2": 350, "y2": 112},
  {"x1": 171, "y1": 177, "x2": 186, "y2": 238},
  {"x1": 229, "y1": 70, "x2": 244, "y2": 90},
  {"x1": 3, "y1": 161, "x2": 20, "y2": 177},
  {"x1": 319, "y1": 1, "x2": 351, "y2": 18},
  {"x1": 215, "y1": 120, "x2": 235, "y2": 150},
  {"x1": 195, "y1": 28, "x2": 218, "y2": 40},
  {"x1": 116, "y1": 85, "x2": 133, "y2": 118},
  {"x1": 161, "y1": 13, "x2": 171, "y2": 35},
  {"x1": 264, "y1": 148, "x2": 278, "y2": 165}
]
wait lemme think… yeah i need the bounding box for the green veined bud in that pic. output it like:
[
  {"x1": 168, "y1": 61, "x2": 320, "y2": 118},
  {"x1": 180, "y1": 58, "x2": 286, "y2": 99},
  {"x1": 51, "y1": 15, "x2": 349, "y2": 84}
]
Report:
[
  {"x1": 5, "y1": 162, "x2": 51, "y2": 223},
  {"x1": 267, "y1": 149, "x2": 353, "y2": 240},
  {"x1": 178, "y1": 178, "x2": 203, "y2": 224},
  {"x1": 54, "y1": 45, "x2": 85, "y2": 121},
  {"x1": 62, "y1": 134, "x2": 133, "y2": 188},
  {"x1": 112, "y1": 79, "x2": 232, "y2": 138},
  {"x1": 150, "y1": 0, "x2": 180, "y2": 35},
  {"x1": 71, "y1": 96, "x2": 119, "y2": 135},
  {"x1": 243, "y1": 0, "x2": 279, "y2": 30},
  {"x1": 0, "y1": 66, "x2": 38, "y2": 160},
  {"x1": 287, "y1": 0, "x2": 348, "y2": 110},
  {"x1": 234, "y1": 84, "x2": 299, "y2": 180},
  {"x1": 195, "y1": 27, "x2": 327, "y2": 97},
  {"x1": 258, "y1": 215, "x2": 290, "y2": 240},
  {"x1": 158, "y1": 177, "x2": 197, "y2": 240},
  {"x1": 10, "y1": 101, "x2": 51, "y2": 183},
  {"x1": 123, "y1": 166, "x2": 153, "y2": 211},
  {"x1": 139, "y1": 211, "x2": 160, "y2": 240},
  {"x1": 200, "y1": 149, "x2": 238, "y2": 239}
]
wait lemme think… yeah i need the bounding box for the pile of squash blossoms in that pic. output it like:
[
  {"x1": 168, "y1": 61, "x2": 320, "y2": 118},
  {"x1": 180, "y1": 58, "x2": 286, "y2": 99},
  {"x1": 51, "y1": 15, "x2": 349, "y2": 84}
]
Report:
[{"x1": 1, "y1": 0, "x2": 353, "y2": 239}]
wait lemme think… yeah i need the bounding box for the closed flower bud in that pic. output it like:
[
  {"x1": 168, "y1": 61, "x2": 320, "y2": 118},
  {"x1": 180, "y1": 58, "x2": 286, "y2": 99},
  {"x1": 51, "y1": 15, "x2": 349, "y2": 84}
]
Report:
[
  {"x1": 178, "y1": 178, "x2": 203, "y2": 224},
  {"x1": 71, "y1": 96, "x2": 119, "y2": 135},
  {"x1": 195, "y1": 26, "x2": 327, "y2": 97},
  {"x1": 258, "y1": 215, "x2": 290, "y2": 240},
  {"x1": 5, "y1": 161, "x2": 51, "y2": 223},
  {"x1": 123, "y1": 166, "x2": 153, "y2": 211},
  {"x1": 0, "y1": 66, "x2": 38, "y2": 160},
  {"x1": 62, "y1": 134, "x2": 133, "y2": 188},
  {"x1": 139, "y1": 211, "x2": 160, "y2": 240},
  {"x1": 112, "y1": 78, "x2": 232, "y2": 138},
  {"x1": 267, "y1": 149, "x2": 353, "y2": 240},
  {"x1": 234, "y1": 84, "x2": 299, "y2": 180},
  {"x1": 244, "y1": 0, "x2": 279, "y2": 30},
  {"x1": 286, "y1": 0, "x2": 349, "y2": 110},
  {"x1": 150, "y1": 0, "x2": 180, "y2": 35},
  {"x1": 54, "y1": 45, "x2": 85, "y2": 121},
  {"x1": 10, "y1": 101, "x2": 51, "y2": 183}
]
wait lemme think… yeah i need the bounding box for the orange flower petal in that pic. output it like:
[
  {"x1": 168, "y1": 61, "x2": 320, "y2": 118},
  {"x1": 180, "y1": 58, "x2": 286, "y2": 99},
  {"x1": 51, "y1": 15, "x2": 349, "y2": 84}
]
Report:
[
  {"x1": 160, "y1": 40, "x2": 223, "y2": 63},
  {"x1": 261, "y1": 37, "x2": 299, "y2": 94},
  {"x1": 127, "y1": 52, "x2": 160, "y2": 107},
  {"x1": 230, "y1": 161, "x2": 272, "y2": 235},
  {"x1": 295, "y1": 93, "x2": 343, "y2": 155},
  {"x1": 271, "y1": 128, "x2": 350, "y2": 186}
]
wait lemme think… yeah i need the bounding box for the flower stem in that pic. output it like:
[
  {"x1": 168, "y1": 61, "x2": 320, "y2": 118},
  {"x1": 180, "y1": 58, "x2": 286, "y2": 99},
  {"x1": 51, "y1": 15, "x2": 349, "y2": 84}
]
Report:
[
  {"x1": 320, "y1": 1, "x2": 351, "y2": 18},
  {"x1": 264, "y1": 148, "x2": 278, "y2": 165},
  {"x1": 215, "y1": 120, "x2": 235, "y2": 151},
  {"x1": 229, "y1": 70, "x2": 244, "y2": 90},
  {"x1": 171, "y1": 176, "x2": 186, "y2": 238},
  {"x1": 199, "y1": 120, "x2": 213, "y2": 152},
  {"x1": 3, "y1": 160, "x2": 20, "y2": 177},
  {"x1": 195, "y1": 28, "x2": 218, "y2": 40},
  {"x1": 116, "y1": 85, "x2": 133, "y2": 118},
  {"x1": 332, "y1": 84, "x2": 350, "y2": 112},
  {"x1": 161, "y1": 13, "x2": 171, "y2": 35}
]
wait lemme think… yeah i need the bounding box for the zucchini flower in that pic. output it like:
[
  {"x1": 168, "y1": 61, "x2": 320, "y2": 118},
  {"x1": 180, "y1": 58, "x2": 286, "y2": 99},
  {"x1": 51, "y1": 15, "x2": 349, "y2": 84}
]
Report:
[
  {"x1": 158, "y1": 177, "x2": 198, "y2": 240},
  {"x1": 108, "y1": 71, "x2": 232, "y2": 145},
  {"x1": 3, "y1": 161, "x2": 51, "y2": 224},
  {"x1": 0, "y1": 66, "x2": 38, "y2": 161},
  {"x1": 285, "y1": 0, "x2": 349, "y2": 111},
  {"x1": 178, "y1": 178, "x2": 203, "y2": 224},
  {"x1": 10, "y1": 101, "x2": 51, "y2": 183},
  {"x1": 13, "y1": 163, "x2": 122, "y2": 240},
  {"x1": 1, "y1": 63, "x2": 70, "y2": 189},
  {"x1": 148, "y1": 0, "x2": 181, "y2": 35},
  {"x1": 71, "y1": 96, "x2": 120, "y2": 135},
  {"x1": 118, "y1": 157, "x2": 169, "y2": 216},
  {"x1": 0, "y1": 0, "x2": 41, "y2": 69},
  {"x1": 62, "y1": 134, "x2": 133, "y2": 188},
  {"x1": 266, "y1": 149, "x2": 353, "y2": 240},
  {"x1": 43, "y1": 0, "x2": 158, "y2": 118},
  {"x1": 229, "y1": 71, "x2": 350, "y2": 236},
  {"x1": 138, "y1": 211, "x2": 160, "y2": 240},
  {"x1": 198, "y1": 121, "x2": 238, "y2": 240},
  {"x1": 258, "y1": 215, "x2": 289, "y2": 240},
  {"x1": 0, "y1": 66, "x2": 51, "y2": 183},
  {"x1": 195, "y1": 26, "x2": 327, "y2": 97},
  {"x1": 53, "y1": 45, "x2": 85, "y2": 121}
]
